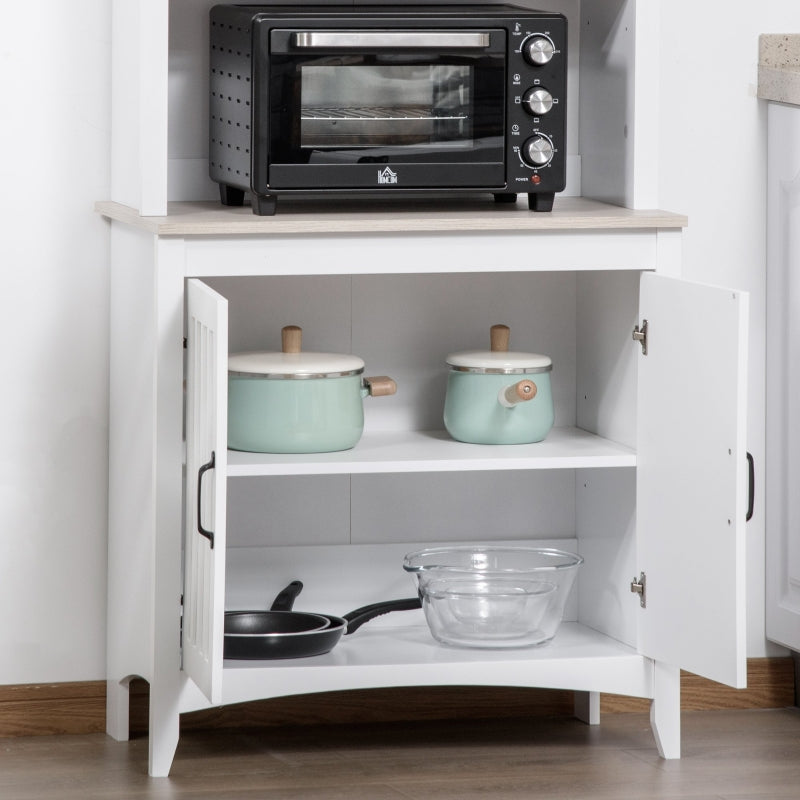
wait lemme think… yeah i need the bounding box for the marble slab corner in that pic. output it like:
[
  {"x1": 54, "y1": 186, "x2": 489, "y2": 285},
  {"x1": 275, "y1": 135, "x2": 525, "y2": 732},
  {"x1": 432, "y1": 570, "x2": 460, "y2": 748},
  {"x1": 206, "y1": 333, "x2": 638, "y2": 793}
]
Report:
[{"x1": 759, "y1": 33, "x2": 800, "y2": 105}]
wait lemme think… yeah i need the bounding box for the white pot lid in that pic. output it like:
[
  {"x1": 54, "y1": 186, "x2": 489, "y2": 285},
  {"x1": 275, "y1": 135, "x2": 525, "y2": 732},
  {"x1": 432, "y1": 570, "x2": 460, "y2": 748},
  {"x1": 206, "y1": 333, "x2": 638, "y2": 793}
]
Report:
[
  {"x1": 446, "y1": 350, "x2": 552, "y2": 374},
  {"x1": 229, "y1": 350, "x2": 365, "y2": 379}
]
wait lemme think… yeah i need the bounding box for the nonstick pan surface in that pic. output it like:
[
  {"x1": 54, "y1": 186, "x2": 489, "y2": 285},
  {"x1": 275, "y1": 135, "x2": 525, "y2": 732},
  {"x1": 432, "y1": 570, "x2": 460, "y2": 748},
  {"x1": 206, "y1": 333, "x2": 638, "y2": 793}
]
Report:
[{"x1": 223, "y1": 582, "x2": 421, "y2": 660}]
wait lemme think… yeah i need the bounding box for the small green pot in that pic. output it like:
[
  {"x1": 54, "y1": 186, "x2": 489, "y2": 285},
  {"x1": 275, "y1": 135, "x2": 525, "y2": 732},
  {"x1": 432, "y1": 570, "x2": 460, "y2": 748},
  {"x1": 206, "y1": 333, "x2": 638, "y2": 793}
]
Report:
[
  {"x1": 443, "y1": 324, "x2": 554, "y2": 445},
  {"x1": 227, "y1": 326, "x2": 396, "y2": 454}
]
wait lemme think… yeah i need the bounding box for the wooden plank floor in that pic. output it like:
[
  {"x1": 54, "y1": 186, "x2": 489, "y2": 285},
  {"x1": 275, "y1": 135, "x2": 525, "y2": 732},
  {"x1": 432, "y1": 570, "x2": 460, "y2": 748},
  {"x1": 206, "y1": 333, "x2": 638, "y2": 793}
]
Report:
[{"x1": 0, "y1": 709, "x2": 799, "y2": 799}]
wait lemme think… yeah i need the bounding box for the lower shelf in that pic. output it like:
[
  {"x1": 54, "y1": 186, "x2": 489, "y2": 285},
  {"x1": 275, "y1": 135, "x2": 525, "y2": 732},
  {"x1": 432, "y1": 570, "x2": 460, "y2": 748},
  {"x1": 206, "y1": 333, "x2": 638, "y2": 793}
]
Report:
[{"x1": 212, "y1": 623, "x2": 652, "y2": 709}]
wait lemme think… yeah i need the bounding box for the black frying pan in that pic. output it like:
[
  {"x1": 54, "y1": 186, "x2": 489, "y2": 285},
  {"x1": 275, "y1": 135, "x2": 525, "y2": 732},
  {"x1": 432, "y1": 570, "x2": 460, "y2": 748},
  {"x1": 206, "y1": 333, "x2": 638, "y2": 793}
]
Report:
[{"x1": 224, "y1": 581, "x2": 421, "y2": 660}]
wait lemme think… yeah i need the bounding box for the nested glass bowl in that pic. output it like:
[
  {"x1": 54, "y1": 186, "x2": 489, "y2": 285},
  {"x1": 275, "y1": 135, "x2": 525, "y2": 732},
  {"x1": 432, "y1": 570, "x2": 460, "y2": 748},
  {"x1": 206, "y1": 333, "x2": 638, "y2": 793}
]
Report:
[{"x1": 403, "y1": 546, "x2": 583, "y2": 648}]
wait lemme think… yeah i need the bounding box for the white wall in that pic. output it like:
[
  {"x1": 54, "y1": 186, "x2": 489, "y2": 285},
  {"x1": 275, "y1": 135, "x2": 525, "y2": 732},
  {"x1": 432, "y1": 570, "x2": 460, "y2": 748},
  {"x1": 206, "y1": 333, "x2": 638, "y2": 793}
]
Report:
[
  {"x1": 0, "y1": 1, "x2": 795, "y2": 685},
  {"x1": 0, "y1": 3, "x2": 111, "y2": 682},
  {"x1": 657, "y1": 1, "x2": 800, "y2": 657}
]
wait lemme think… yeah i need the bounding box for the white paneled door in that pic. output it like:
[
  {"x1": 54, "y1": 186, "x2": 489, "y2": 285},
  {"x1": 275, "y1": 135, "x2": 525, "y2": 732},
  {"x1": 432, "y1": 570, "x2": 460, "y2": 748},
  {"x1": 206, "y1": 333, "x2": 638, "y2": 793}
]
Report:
[
  {"x1": 183, "y1": 280, "x2": 229, "y2": 703},
  {"x1": 636, "y1": 273, "x2": 749, "y2": 688}
]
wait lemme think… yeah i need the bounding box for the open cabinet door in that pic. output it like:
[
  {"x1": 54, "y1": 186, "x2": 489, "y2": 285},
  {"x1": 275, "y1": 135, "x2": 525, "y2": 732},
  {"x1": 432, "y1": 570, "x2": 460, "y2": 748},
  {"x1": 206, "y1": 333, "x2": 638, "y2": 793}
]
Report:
[
  {"x1": 183, "y1": 279, "x2": 228, "y2": 704},
  {"x1": 636, "y1": 273, "x2": 748, "y2": 688}
]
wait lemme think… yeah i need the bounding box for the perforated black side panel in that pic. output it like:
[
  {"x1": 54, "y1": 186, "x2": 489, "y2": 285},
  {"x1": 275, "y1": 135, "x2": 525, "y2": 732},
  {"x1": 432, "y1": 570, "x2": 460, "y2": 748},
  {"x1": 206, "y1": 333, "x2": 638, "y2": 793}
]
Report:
[{"x1": 209, "y1": 8, "x2": 253, "y2": 190}]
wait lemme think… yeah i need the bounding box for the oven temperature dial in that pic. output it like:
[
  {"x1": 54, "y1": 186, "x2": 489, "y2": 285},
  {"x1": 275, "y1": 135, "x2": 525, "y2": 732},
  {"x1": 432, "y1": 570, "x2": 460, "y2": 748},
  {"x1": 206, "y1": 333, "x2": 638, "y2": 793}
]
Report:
[
  {"x1": 521, "y1": 134, "x2": 555, "y2": 168},
  {"x1": 521, "y1": 34, "x2": 555, "y2": 66},
  {"x1": 522, "y1": 87, "x2": 553, "y2": 116}
]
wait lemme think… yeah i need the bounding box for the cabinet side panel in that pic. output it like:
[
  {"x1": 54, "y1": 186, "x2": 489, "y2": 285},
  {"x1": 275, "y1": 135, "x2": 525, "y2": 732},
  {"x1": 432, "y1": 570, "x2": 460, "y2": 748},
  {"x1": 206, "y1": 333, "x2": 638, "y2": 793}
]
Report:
[
  {"x1": 170, "y1": 0, "x2": 221, "y2": 201},
  {"x1": 576, "y1": 468, "x2": 637, "y2": 646},
  {"x1": 576, "y1": 271, "x2": 639, "y2": 448},
  {"x1": 110, "y1": 1, "x2": 141, "y2": 209},
  {"x1": 580, "y1": 0, "x2": 657, "y2": 207},
  {"x1": 111, "y1": 0, "x2": 169, "y2": 214},
  {"x1": 108, "y1": 226, "x2": 158, "y2": 686}
]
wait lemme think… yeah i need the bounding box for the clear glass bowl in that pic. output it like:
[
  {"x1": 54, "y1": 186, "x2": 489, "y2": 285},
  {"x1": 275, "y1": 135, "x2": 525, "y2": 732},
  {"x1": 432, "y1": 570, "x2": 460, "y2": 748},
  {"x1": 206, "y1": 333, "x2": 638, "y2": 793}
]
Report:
[{"x1": 403, "y1": 546, "x2": 583, "y2": 649}]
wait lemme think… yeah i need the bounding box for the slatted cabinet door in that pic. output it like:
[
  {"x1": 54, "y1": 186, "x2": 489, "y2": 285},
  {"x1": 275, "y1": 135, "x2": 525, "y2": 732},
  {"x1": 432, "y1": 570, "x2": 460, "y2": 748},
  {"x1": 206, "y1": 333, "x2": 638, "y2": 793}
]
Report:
[
  {"x1": 636, "y1": 273, "x2": 749, "y2": 689},
  {"x1": 184, "y1": 279, "x2": 229, "y2": 704}
]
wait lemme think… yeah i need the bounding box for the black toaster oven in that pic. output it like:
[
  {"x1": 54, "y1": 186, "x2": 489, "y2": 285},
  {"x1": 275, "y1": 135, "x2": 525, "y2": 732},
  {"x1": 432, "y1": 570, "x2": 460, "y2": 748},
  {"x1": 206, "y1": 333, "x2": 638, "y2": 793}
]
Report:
[{"x1": 210, "y1": 4, "x2": 567, "y2": 214}]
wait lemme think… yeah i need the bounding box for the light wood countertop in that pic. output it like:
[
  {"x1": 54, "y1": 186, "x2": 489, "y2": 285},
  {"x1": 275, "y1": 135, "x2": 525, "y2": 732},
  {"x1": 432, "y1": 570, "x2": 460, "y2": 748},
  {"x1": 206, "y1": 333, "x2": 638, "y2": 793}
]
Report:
[{"x1": 96, "y1": 197, "x2": 687, "y2": 237}]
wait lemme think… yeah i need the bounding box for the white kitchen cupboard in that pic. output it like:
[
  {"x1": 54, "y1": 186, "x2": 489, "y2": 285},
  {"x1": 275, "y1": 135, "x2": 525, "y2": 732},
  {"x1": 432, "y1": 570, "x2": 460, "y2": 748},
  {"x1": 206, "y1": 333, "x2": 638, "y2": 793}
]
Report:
[
  {"x1": 765, "y1": 99, "x2": 800, "y2": 653},
  {"x1": 102, "y1": 0, "x2": 751, "y2": 779}
]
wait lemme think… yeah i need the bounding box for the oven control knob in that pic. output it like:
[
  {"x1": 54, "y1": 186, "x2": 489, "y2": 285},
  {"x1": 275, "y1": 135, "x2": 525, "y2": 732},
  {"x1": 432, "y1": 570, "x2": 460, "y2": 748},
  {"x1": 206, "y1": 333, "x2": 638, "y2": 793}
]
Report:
[
  {"x1": 522, "y1": 134, "x2": 555, "y2": 168},
  {"x1": 522, "y1": 86, "x2": 554, "y2": 116},
  {"x1": 521, "y1": 34, "x2": 555, "y2": 66}
]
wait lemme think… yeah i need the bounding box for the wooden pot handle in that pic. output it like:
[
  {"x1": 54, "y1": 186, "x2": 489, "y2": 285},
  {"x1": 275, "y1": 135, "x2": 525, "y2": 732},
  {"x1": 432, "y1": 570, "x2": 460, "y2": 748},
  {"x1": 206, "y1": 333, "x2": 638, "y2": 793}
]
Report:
[
  {"x1": 363, "y1": 376, "x2": 397, "y2": 397},
  {"x1": 490, "y1": 324, "x2": 510, "y2": 352},
  {"x1": 499, "y1": 379, "x2": 537, "y2": 407},
  {"x1": 282, "y1": 325, "x2": 302, "y2": 353}
]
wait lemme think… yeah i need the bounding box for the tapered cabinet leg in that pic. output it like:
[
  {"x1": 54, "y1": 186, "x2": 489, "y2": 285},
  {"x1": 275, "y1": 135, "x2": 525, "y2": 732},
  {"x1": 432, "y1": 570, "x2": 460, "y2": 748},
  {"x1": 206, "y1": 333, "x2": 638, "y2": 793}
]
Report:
[
  {"x1": 106, "y1": 678, "x2": 130, "y2": 741},
  {"x1": 650, "y1": 661, "x2": 681, "y2": 759},
  {"x1": 148, "y1": 684, "x2": 181, "y2": 777},
  {"x1": 574, "y1": 691, "x2": 601, "y2": 725}
]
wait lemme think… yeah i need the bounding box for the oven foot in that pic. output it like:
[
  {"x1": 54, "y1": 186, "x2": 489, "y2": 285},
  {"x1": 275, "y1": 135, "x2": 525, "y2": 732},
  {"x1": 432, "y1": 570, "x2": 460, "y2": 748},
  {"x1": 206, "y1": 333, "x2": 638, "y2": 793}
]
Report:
[
  {"x1": 219, "y1": 184, "x2": 245, "y2": 207},
  {"x1": 252, "y1": 193, "x2": 278, "y2": 215},
  {"x1": 528, "y1": 192, "x2": 555, "y2": 212},
  {"x1": 493, "y1": 193, "x2": 518, "y2": 204}
]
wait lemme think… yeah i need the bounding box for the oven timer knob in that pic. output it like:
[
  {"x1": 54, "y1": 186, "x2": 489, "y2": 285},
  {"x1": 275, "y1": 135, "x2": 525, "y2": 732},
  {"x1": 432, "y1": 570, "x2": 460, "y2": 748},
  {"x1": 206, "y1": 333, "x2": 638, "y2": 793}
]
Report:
[
  {"x1": 522, "y1": 86, "x2": 554, "y2": 116},
  {"x1": 522, "y1": 134, "x2": 555, "y2": 168},
  {"x1": 521, "y1": 34, "x2": 555, "y2": 66}
]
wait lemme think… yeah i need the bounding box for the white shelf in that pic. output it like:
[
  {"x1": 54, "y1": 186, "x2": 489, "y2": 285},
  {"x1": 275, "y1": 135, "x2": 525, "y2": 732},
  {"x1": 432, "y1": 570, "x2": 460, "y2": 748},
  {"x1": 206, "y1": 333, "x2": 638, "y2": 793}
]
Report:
[
  {"x1": 225, "y1": 427, "x2": 637, "y2": 477},
  {"x1": 218, "y1": 622, "x2": 652, "y2": 707}
]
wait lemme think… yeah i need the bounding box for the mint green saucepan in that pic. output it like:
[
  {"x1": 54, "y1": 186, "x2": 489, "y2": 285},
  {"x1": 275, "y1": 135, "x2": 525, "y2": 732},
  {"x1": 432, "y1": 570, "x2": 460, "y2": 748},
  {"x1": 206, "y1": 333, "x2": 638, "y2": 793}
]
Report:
[
  {"x1": 228, "y1": 326, "x2": 396, "y2": 453},
  {"x1": 443, "y1": 324, "x2": 554, "y2": 445}
]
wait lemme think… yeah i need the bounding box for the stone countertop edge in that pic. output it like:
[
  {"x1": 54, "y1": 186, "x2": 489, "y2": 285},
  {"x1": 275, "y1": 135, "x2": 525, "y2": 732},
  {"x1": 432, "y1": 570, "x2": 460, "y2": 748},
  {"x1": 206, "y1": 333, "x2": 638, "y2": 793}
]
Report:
[{"x1": 759, "y1": 34, "x2": 800, "y2": 105}]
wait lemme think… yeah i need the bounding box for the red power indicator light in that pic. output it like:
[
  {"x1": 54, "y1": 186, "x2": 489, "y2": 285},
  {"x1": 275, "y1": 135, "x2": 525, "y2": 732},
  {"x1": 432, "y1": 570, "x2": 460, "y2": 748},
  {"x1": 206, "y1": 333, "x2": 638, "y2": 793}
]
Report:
[{"x1": 531, "y1": 174, "x2": 542, "y2": 185}]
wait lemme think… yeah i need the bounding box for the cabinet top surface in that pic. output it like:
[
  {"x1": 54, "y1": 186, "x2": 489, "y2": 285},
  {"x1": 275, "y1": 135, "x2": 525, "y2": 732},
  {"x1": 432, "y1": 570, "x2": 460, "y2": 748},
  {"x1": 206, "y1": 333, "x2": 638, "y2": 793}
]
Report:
[{"x1": 96, "y1": 198, "x2": 687, "y2": 237}]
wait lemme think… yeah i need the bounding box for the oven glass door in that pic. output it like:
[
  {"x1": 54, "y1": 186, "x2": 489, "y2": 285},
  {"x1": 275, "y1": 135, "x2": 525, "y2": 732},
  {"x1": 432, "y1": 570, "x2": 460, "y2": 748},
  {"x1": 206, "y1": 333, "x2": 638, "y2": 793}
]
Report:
[{"x1": 262, "y1": 29, "x2": 506, "y2": 190}]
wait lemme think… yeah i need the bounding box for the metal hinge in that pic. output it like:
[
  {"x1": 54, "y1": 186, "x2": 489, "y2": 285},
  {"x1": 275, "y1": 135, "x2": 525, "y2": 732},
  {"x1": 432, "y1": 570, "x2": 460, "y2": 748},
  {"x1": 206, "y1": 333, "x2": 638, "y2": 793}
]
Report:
[
  {"x1": 632, "y1": 319, "x2": 648, "y2": 355},
  {"x1": 630, "y1": 572, "x2": 646, "y2": 607}
]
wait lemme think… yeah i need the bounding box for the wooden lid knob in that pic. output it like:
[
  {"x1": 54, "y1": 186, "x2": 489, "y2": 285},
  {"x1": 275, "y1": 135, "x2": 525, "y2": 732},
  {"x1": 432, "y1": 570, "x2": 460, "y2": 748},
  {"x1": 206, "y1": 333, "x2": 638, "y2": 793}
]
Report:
[
  {"x1": 490, "y1": 324, "x2": 510, "y2": 352},
  {"x1": 281, "y1": 325, "x2": 302, "y2": 354}
]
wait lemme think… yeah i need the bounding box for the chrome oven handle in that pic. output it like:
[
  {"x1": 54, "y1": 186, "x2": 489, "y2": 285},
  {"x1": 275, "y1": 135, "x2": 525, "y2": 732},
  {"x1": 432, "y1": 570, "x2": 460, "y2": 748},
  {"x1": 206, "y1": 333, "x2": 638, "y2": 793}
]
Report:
[{"x1": 292, "y1": 31, "x2": 492, "y2": 49}]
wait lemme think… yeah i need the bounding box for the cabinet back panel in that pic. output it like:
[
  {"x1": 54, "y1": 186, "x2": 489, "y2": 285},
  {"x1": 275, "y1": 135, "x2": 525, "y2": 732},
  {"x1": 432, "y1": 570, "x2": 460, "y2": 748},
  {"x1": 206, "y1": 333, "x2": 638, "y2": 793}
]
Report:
[
  {"x1": 353, "y1": 273, "x2": 576, "y2": 432},
  {"x1": 225, "y1": 539, "x2": 579, "y2": 624},
  {"x1": 205, "y1": 272, "x2": 577, "y2": 434},
  {"x1": 226, "y1": 472, "x2": 576, "y2": 548},
  {"x1": 351, "y1": 472, "x2": 576, "y2": 545},
  {"x1": 226, "y1": 476, "x2": 352, "y2": 548}
]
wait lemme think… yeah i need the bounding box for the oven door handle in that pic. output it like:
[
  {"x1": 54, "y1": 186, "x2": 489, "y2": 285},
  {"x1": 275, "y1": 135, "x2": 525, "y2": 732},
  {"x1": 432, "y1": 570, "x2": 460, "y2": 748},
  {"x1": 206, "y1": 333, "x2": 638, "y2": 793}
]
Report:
[{"x1": 292, "y1": 31, "x2": 492, "y2": 49}]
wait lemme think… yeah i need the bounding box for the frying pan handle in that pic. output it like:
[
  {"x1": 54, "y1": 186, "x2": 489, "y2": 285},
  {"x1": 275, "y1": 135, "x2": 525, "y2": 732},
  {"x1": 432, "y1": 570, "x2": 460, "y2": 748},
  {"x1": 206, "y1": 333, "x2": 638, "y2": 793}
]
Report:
[
  {"x1": 197, "y1": 451, "x2": 215, "y2": 548},
  {"x1": 270, "y1": 580, "x2": 304, "y2": 611},
  {"x1": 343, "y1": 597, "x2": 422, "y2": 634}
]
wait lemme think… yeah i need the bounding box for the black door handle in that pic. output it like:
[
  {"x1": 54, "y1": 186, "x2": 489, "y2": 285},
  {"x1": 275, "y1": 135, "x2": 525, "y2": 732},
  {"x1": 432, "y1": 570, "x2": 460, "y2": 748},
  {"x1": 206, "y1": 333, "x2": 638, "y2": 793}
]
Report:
[
  {"x1": 746, "y1": 451, "x2": 754, "y2": 522},
  {"x1": 197, "y1": 451, "x2": 216, "y2": 548}
]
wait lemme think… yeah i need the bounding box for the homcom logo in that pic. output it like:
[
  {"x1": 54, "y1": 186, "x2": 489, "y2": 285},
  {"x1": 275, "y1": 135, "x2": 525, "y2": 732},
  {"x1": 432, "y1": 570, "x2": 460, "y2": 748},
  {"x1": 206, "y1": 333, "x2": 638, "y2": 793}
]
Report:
[{"x1": 377, "y1": 167, "x2": 398, "y2": 185}]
